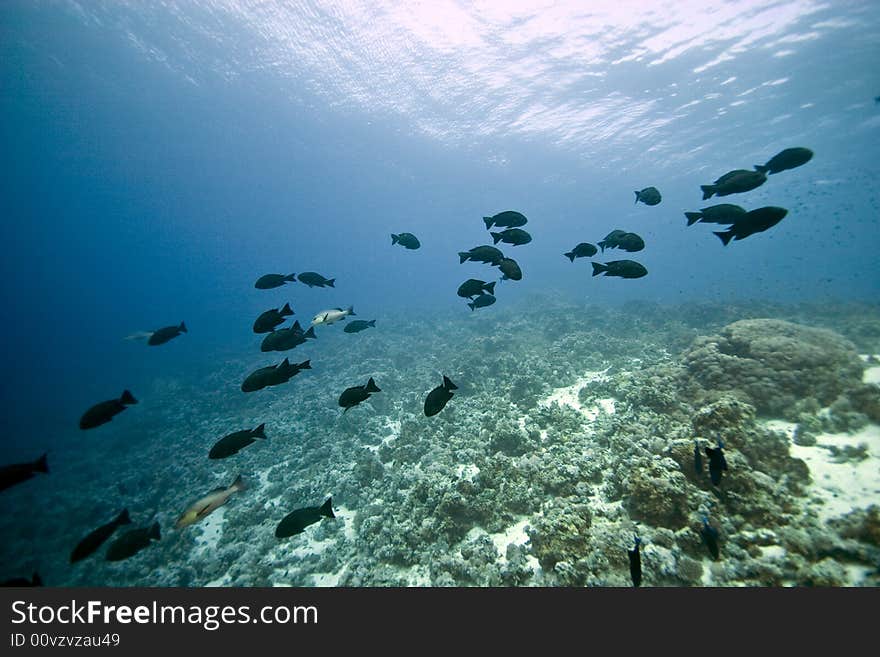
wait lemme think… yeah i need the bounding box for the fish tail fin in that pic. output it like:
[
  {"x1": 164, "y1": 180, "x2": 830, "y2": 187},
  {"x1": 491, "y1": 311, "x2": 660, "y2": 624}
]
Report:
[
  {"x1": 285, "y1": 273, "x2": 296, "y2": 282},
  {"x1": 347, "y1": 305, "x2": 355, "y2": 315},
  {"x1": 121, "y1": 390, "x2": 138, "y2": 405},
  {"x1": 684, "y1": 212, "x2": 702, "y2": 226},
  {"x1": 117, "y1": 509, "x2": 131, "y2": 525},
  {"x1": 754, "y1": 164, "x2": 768, "y2": 173},
  {"x1": 366, "y1": 377, "x2": 381, "y2": 393},
  {"x1": 591, "y1": 262, "x2": 607, "y2": 277},
  {"x1": 490, "y1": 232, "x2": 502, "y2": 245},
  {"x1": 700, "y1": 185, "x2": 715, "y2": 200},
  {"x1": 304, "y1": 326, "x2": 316, "y2": 339},
  {"x1": 298, "y1": 359, "x2": 311, "y2": 370},
  {"x1": 714, "y1": 230, "x2": 734, "y2": 246},
  {"x1": 458, "y1": 252, "x2": 469, "y2": 264},
  {"x1": 281, "y1": 302, "x2": 293, "y2": 316},
  {"x1": 34, "y1": 453, "x2": 49, "y2": 474},
  {"x1": 231, "y1": 474, "x2": 246, "y2": 491},
  {"x1": 443, "y1": 376, "x2": 458, "y2": 391},
  {"x1": 634, "y1": 191, "x2": 640, "y2": 204},
  {"x1": 149, "y1": 522, "x2": 161, "y2": 541},
  {"x1": 326, "y1": 278, "x2": 335, "y2": 288},
  {"x1": 179, "y1": 321, "x2": 188, "y2": 333},
  {"x1": 485, "y1": 281, "x2": 496, "y2": 295},
  {"x1": 564, "y1": 251, "x2": 575, "y2": 262},
  {"x1": 319, "y1": 498, "x2": 335, "y2": 518},
  {"x1": 252, "y1": 423, "x2": 267, "y2": 439},
  {"x1": 468, "y1": 302, "x2": 475, "y2": 311},
  {"x1": 483, "y1": 217, "x2": 493, "y2": 229},
  {"x1": 368, "y1": 319, "x2": 376, "y2": 327},
  {"x1": 391, "y1": 233, "x2": 399, "y2": 244}
]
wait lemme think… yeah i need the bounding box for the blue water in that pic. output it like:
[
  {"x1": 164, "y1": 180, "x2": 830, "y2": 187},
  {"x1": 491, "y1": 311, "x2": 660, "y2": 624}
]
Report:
[{"x1": 1, "y1": 1, "x2": 879, "y2": 586}]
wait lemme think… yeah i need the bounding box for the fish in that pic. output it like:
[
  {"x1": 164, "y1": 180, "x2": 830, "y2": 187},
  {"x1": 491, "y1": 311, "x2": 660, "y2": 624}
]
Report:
[
  {"x1": 468, "y1": 294, "x2": 496, "y2": 311},
  {"x1": 79, "y1": 390, "x2": 138, "y2": 430},
  {"x1": 700, "y1": 169, "x2": 766, "y2": 200},
  {"x1": 424, "y1": 375, "x2": 457, "y2": 417},
  {"x1": 338, "y1": 377, "x2": 381, "y2": 412},
  {"x1": 684, "y1": 204, "x2": 747, "y2": 227},
  {"x1": 175, "y1": 475, "x2": 246, "y2": 529},
  {"x1": 755, "y1": 147, "x2": 813, "y2": 174},
  {"x1": 0, "y1": 453, "x2": 48, "y2": 493},
  {"x1": 628, "y1": 536, "x2": 642, "y2": 587},
  {"x1": 260, "y1": 322, "x2": 316, "y2": 352},
  {"x1": 343, "y1": 319, "x2": 376, "y2": 333},
  {"x1": 564, "y1": 243, "x2": 598, "y2": 261},
  {"x1": 209, "y1": 423, "x2": 267, "y2": 459},
  {"x1": 694, "y1": 441, "x2": 703, "y2": 475},
  {"x1": 459, "y1": 245, "x2": 504, "y2": 266},
  {"x1": 591, "y1": 260, "x2": 648, "y2": 279},
  {"x1": 70, "y1": 509, "x2": 131, "y2": 563},
  {"x1": 457, "y1": 279, "x2": 496, "y2": 298},
  {"x1": 714, "y1": 206, "x2": 788, "y2": 245},
  {"x1": 597, "y1": 230, "x2": 628, "y2": 253},
  {"x1": 255, "y1": 273, "x2": 296, "y2": 289},
  {"x1": 700, "y1": 517, "x2": 720, "y2": 561},
  {"x1": 483, "y1": 210, "x2": 528, "y2": 229},
  {"x1": 704, "y1": 439, "x2": 728, "y2": 486},
  {"x1": 634, "y1": 186, "x2": 661, "y2": 206},
  {"x1": 253, "y1": 303, "x2": 294, "y2": 334},
  {"x1": 297, "y1": 272, "x2": 335, "y2": 288},
  {"x1": 490, "y1": 228, "x2": 532, "y2": 246},
  {"x1": 241, "y1": 363, "x2": 283, "y2": 392},
  {"x1": 311, "y1": 306, "x2": 355, "y2": 326},
  {"x1": 106, "y1": 522, "x2": 160, "y2": 562},
  {"x1": 497, "y1": 257, "x2": 522, "y2": 281},
  {"x1": 147, "y1": 322, "x2": 187, "y2": 346},
  {"x1": 275, "y1": 498, "x2": 335, "y2": 538},
  {"x1": 615, "y1": 233, "x2": 644, "y2": 253},
  {"x1": 271, "y1": 358, "x2": 311, "y2": 385},
  {"x1": 1, "y1": 573, "x2": 42, "y2": 587},
  {"x1": 391, "y1": 233, "x2": 421, "y2": 249}
]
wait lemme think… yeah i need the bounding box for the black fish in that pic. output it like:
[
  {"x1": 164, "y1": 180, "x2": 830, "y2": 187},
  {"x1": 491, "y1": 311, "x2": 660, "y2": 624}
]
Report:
[
  {"x1": 255, "y1": 273, "x2": 296, "y2": 289},
  {"x1": 459, "y1": 245, "x2": 504, "y2": 266},
  {"x1": 70, "y1": 509, "x2": 131, "y2": 563},
  {"x1": 483, "y1": 210, "x2": 528, "y2": 229},
  {"x1": 700, "y1": 169, "x2": 766, "y2": 200},
  {"x1": 424, "y1": 375, "x2": 457, "y2": 417},
  {"x1": 591, "y1": 260, "x2": 647, "y2": 279},
  {"x1": 457, "y1": 279, "x2": 496, "y2": 298},
  {"x1": 253, "y1": 303, "x2": 294, "y2": 334},
  {"x1": 490, "y1": 228, "x2": 532, "y2": 246},
  {"x1": 339, "y1": 377, "x2": 381, "y2": 412},
  {"x1": 684, "y1": 204, "x2": 747, "y2": 227},
  {"x1": 271, "y1": 358, "x2": 311, "y2": 386},
  {"x1": 1, "y1": 572, "x2": 42, "y2": 587},
  {"x1": 628, "y1": 536, "x2": 642, "y2": 587},
  {"x1": 714, "y1": 206, "x2": 788, "y2": 245},
  {"x1": 297, "y1": 272, "x2": 335, "y2": 288},
  {"x1": 564, "y1": 243, "x2": 598, "y2": 261},
  {"x1": 344, "y1": 319, "x2": 376, "y2": 333},
  {"x1": 497, "y1": 257, "x2": 522, "y2": 281},
  {"x1": 148, "y1": 322, "x2": 187, "y2": 346},
  {"x1": 468, "y1": 294, "x2": 496, "y2": 311},
  {"x1": 700, "y1": 517, "x2": 720, "y2": 561},
  {"x1": 79, "y1": 390, "x2": 138, "y2": 430},
  {"x1": 0, "y1": 453, "x2": 48, "y2": 493},
  {"x1": 106, "y1": 522, "x2": 160, "y2": 562},
  {"x1": 704, "y1": 439, "x2": 728, "y2": 486},
  {"x1": 597, "y1": 230, "x2": 628, "y2": 252},
  {"x1": 209, "y1": 423, "x2": 267, "y2": 459},
  {"x1": 275, "y1": 498, "x2": 335, "y2": 538},
  {"x1": 615, "y1": 233, "x2": 644, "y2": 253},
  {"x1": 391, "y1": 233, "x2": 421, "y2": 249},
  {"x1": 634, "y1": 186, "x2": 661, "y2": 206},
  {"x1": 694, "y1": 441, "x2": 703, "y2": 475},
  {"x1": 755, "y1": 147, "x2": 813, "y2": 174},
  {"x1": 261, "y1": 322, "x2": 316, "y2": 352}
]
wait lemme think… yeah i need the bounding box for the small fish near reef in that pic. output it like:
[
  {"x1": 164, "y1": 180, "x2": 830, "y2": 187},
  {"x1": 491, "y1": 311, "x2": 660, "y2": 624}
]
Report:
[
  {"x1": 704, "y1": 439, "x2": 728, "y2": 486},
  {"x1": 255, "y1": 273, "x2": 296, "y2": 289},
  {"x1": 700, "y1": 517, "x2": 720, "y2": 561},
  {"x1": 714, "y1": 206, "x2": 788, "y2": 246},
  {"x1": 344, "y1": 319, "x2": 376, "y2": 333},
  {"x1": 591, "y1": 260, "x2": 648, "y2": 279},
  {"x1": 628, "y1": 536, "x2": 642, "y2": 587},
  {"x1": 176, "y1": 475, "x2": 246, "y2": 529},
  {"x1": 684, "y1": 204, "x2": 747, "y2": 227},
  {"x1": 483, "y1": 210, "x2": 528, "y2": 230},
  {"x1": 634, "y1": 186, "x2": 661, "y2": 206},
  {"x1": 459, "y1": 245, "x2": 505, "y2": 266},
  {"x1": 275, "y1": 498, "x2": 335, "y2": 538},
  {"x1": 147, "y1": 322, "x2": 187, "y2": 346},
  {"x1": 391, "y1": 233, "x2": 421, "y2": 250},
  {"x1": 424, "y1": 375, "x2": 457, "y2": 417},
  {"x1": 468, "y1": 294, "x2": 496, "y2": 311},
  {"x1": 497, "y1": 257, "x2": 522, "y2": 281},
  {"x1": 700, "y1": 169, "x2": 766, "y2": 200},
  {"x1": 0, "y1": 453, "x2": 48, "y2": 493},
  {"x1": 105, "y1": 522, "x2": 160, "y2": 562},
  {"x1": 261, "y1": 322, "x2": 316, "y2": 352},
  {"x1": 209, "y1": 423, "x2": 267, "y2": 459},
  {"x1": 457, "y1": 279, "x2": 496, "y2": 299},
  {"x1": 338, "y1": 377, "x2": 381, "y2": 413},
  {"x1": 297, "y1": 272, "x2": 335, "y2": 288},
  {"x1": 253, "y1": 303, "x2": 294, "y2": 334},
  {"x1": 70, "y1": 509, "x2": 131, "y2": 563},
  {"x1": 79, "y1": 390, "x2": 137, "y2": 430},
  {"x1": 564, "y1": 243, "x2": 598, "y2": 262},
  {"x1": 490, "y1": 228, "x2": 532, "y2": 246},
  {"x1": 694, "y1": 441, "x2": 703, "y2": 475},
  {"x1": 754, "y1": 147, "x2": 813, "y2": 175}
]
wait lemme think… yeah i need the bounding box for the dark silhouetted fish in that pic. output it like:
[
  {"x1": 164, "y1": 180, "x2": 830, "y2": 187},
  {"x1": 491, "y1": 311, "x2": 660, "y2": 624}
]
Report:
[
  {"x1": 490, "y1": 228, "x2": 532, "y2": 246},
  {"x1": 148, "y1": 322, "x2": 187, "y2": 346},
  {"x1": 253, "y1": 303, "x2": 294, "y2": 334},
  {"x1": 615, "y1": 233, "x2": 645, "y2": 253},
  {"x1": 275, "y1": 498, "x2": 335, "y2": 538},
  {"x1": 459, "y1": 245, "x2": 504, "y2": 266},
  {"x1": 564, "y1": 242, "x2": 598, "y2": 261},
  {"x1": 272, "y1": 358, "x2": 311, "y2": 386},
  {"x1": 70, "y1": 509, "x2": 131, "y2": 563},
  {"x1": 714, "y1": 206, "x2": 788, "y2": 245},
  {"x1": 391, "y1": 233, "x2": 421, "y2": 249},
  {"x1": 176, "y1": 475, "x2": 246, "y2": 529},
  {"x1": 755, "y1": 147, "x2": 813, "y2": 174},
  {"x1": 634, "y1": 186, "x2": 661, "y2": 206},
  {"x1": 297, "y1": 272, "x2": 335, "y2": 288},
  {"x1": 704, "y1": 439, "x2": 728, "y2": 486},
  {"x1": 0, "y1": 453, "x2": 48, "y2": 493},
  {"x1": 339, "y1": 377, "x2": 381, "y2": 412},
  {"x1": 468, "y1": 294, "x2": 496, "y2": 311},
  {"x1": 106, "y1": 522, "x2": 160, "y2": 562},
  {"x1": 483, "y1": 210, "x2": 528, "y2": 229},
  {"x1": 694, "y1": 441, "x2": 703, "y2": 475},
  {"x1": 425, "y1": 375, "x2": 457, "y2": 417},
  {"x1": 255, "y1": 273, "x2": 296, "y2": 289},
  {"x1": 209, "y1": 423, "x2": 267, "y2": 459},
  {"x1": 457, "y1": 279, "x2": 496, "y2": 298},
  {"x1": 700, "y1": 169, "x2": 766, "y2": 200},
  {"x1": 1, "y1": 572, "x2": 42, "y2": 587},
  {"x1": 628, "y1": 536, "x2": 642, "y2": 587},
  {"x1": 598, "y1": 230, "x2": 628, "y2": 253},
  {"x1": 344, "y1": 319, "x2": 376, "y2": 333},
  {"x1": 700, "y1": 517, "x2": 720, "y2": 561},
  {"x1": 591, "y1": 260, "x2": 647, "y2": 279},
  {"x1": 497, "y1": 257, "x2": 522, "y2": 281},
  {"x1": 261, "y1": 322, "x2": 316, "y2": 351},
  {"x1": 79, "y1": 390, "x2": 137, "y2": 430},
  {"x1": 684, "y1": 204, "x2": 747, "y2": 227}
]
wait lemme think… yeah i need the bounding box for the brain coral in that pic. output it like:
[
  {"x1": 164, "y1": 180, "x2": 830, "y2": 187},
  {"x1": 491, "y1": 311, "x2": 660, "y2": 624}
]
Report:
[{"x1": 682, "y1": 319, "x2": 864, "y2": 418}]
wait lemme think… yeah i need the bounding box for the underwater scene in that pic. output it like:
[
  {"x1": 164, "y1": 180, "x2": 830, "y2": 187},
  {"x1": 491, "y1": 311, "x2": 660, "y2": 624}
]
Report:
[{"x1": 1, "y1": 1, "x2": 879, "y2": 587}]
